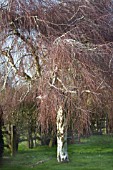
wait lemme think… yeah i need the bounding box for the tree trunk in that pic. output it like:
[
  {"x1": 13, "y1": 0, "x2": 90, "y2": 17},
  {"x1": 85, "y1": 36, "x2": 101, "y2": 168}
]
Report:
[
  {"x1": 49, "y1": 130, "x2": 54, "y2": 148},
  {"x1": 34, "y1": 132, "x2": 37, "y2": 147},
  {"x1": 11, "y1": 125, "x2": 17, "y2": 156},
  {"x1": 105, "y1": 114, "x2": 109, "y2": 134},
  {"x1": 28, "y1": 126, "x2": 33, "y2": 149},
  {"x1": 57, "y1": 106, "x2": 69, "y2": 163},
  {"x1": 0, "y1": 106, "x2": 4, "y2": 160},
  {"x1": 0, "y1": 125, "x2": 4, "y2": 158}
]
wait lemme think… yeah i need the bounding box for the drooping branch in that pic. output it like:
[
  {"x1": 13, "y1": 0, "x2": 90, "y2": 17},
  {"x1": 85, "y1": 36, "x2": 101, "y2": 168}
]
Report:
[
  {"x1": 8, "y1": 22, "x2": 41, "y2": 77},
  {"x1": 53, "y1": 39, "x2": 113, "y2": 88},
  {"x1": 1, "y1": 0, "x2": 113, "y2": 87},
  {"x1": 0, "y1": 49, "x2": 32, "y2": 80}
]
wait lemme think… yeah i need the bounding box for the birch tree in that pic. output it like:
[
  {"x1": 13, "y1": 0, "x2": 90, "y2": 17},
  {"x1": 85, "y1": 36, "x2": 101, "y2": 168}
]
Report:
[{"x1": 0, "y1": 0, "x2": 113, "y2": 162}]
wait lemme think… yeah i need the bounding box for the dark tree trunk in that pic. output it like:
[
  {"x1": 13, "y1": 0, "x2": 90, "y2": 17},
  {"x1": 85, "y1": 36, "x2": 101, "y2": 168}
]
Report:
[
  {"x1": 0, "y1": 106, "x2": 4, "y2": 160},
  {"x1": 11, "y1": 125, "x2": 18, "y2": 156},
  {"x1": 0, "y1": 126, "x2": 4, "y2": 158},
  {"x1": 28, "y1": 127, "x2": 33, "y2": 149}
]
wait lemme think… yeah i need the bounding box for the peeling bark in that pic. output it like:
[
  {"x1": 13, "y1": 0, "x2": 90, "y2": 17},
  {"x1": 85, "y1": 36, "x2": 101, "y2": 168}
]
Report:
[{"x1": 57, "y1": 105, "x2": 69, "y2": 162}]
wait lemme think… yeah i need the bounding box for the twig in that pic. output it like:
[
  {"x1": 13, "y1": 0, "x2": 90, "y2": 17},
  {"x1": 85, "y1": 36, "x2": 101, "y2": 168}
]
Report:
[{"x1": 31, "y1": 157, "x2": 52, "y2": 168}]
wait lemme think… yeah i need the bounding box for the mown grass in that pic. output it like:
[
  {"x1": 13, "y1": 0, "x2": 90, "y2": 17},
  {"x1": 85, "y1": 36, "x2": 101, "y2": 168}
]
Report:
[{"x1": 1, "y1": 135, "x2": 113, "y2": 170}]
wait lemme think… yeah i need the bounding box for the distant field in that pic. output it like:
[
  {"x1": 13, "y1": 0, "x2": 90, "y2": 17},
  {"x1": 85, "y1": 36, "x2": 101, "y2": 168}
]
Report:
[{"x1": 1, "y1": 135, "x2": 113, "y2": 170}]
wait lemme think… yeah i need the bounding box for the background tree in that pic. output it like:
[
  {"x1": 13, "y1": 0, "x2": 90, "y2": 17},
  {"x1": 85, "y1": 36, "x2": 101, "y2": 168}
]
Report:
[{"x1": 0, "y1": 105, "x2": 4, "y2": 160}]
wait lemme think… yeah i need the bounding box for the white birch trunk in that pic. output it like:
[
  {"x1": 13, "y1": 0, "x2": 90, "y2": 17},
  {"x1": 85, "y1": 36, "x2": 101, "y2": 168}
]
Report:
[{"x1": 57, "y1": 105, "x2": 69, "y2": 162}]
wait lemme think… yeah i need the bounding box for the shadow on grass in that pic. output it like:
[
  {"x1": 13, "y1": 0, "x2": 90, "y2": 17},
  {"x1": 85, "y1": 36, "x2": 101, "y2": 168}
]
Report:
[{"x1": 1, "y1": 135, "x2": 113, "y2": 170}]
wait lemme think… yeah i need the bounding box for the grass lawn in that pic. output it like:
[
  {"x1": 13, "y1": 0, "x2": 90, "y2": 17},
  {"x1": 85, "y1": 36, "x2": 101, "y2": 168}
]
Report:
[{"x1": 1, "y1": 135, "x2": 113, "y2": 170}]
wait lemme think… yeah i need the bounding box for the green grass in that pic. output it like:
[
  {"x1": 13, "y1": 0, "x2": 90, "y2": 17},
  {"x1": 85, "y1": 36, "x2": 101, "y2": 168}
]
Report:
[{"x1": 1, "y1": 135, "x2": 113, "y2": 170}]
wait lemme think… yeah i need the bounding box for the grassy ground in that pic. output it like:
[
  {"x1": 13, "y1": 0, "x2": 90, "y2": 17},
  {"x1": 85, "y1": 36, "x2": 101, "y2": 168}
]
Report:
[{"x1": 1, "y1": 135, "x2": 113, "y2": 170}]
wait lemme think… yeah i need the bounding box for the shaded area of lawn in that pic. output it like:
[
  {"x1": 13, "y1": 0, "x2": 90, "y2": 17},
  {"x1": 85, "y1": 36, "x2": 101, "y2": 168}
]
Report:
[{"x1": 1, "y1": 135, "x2": 113, "y2": 170}]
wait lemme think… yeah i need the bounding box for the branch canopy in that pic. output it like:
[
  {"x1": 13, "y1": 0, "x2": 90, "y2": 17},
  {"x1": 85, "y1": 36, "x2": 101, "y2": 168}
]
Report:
[{"x1": 0, "y1": 0, "x2": 113, "y2": 87}]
